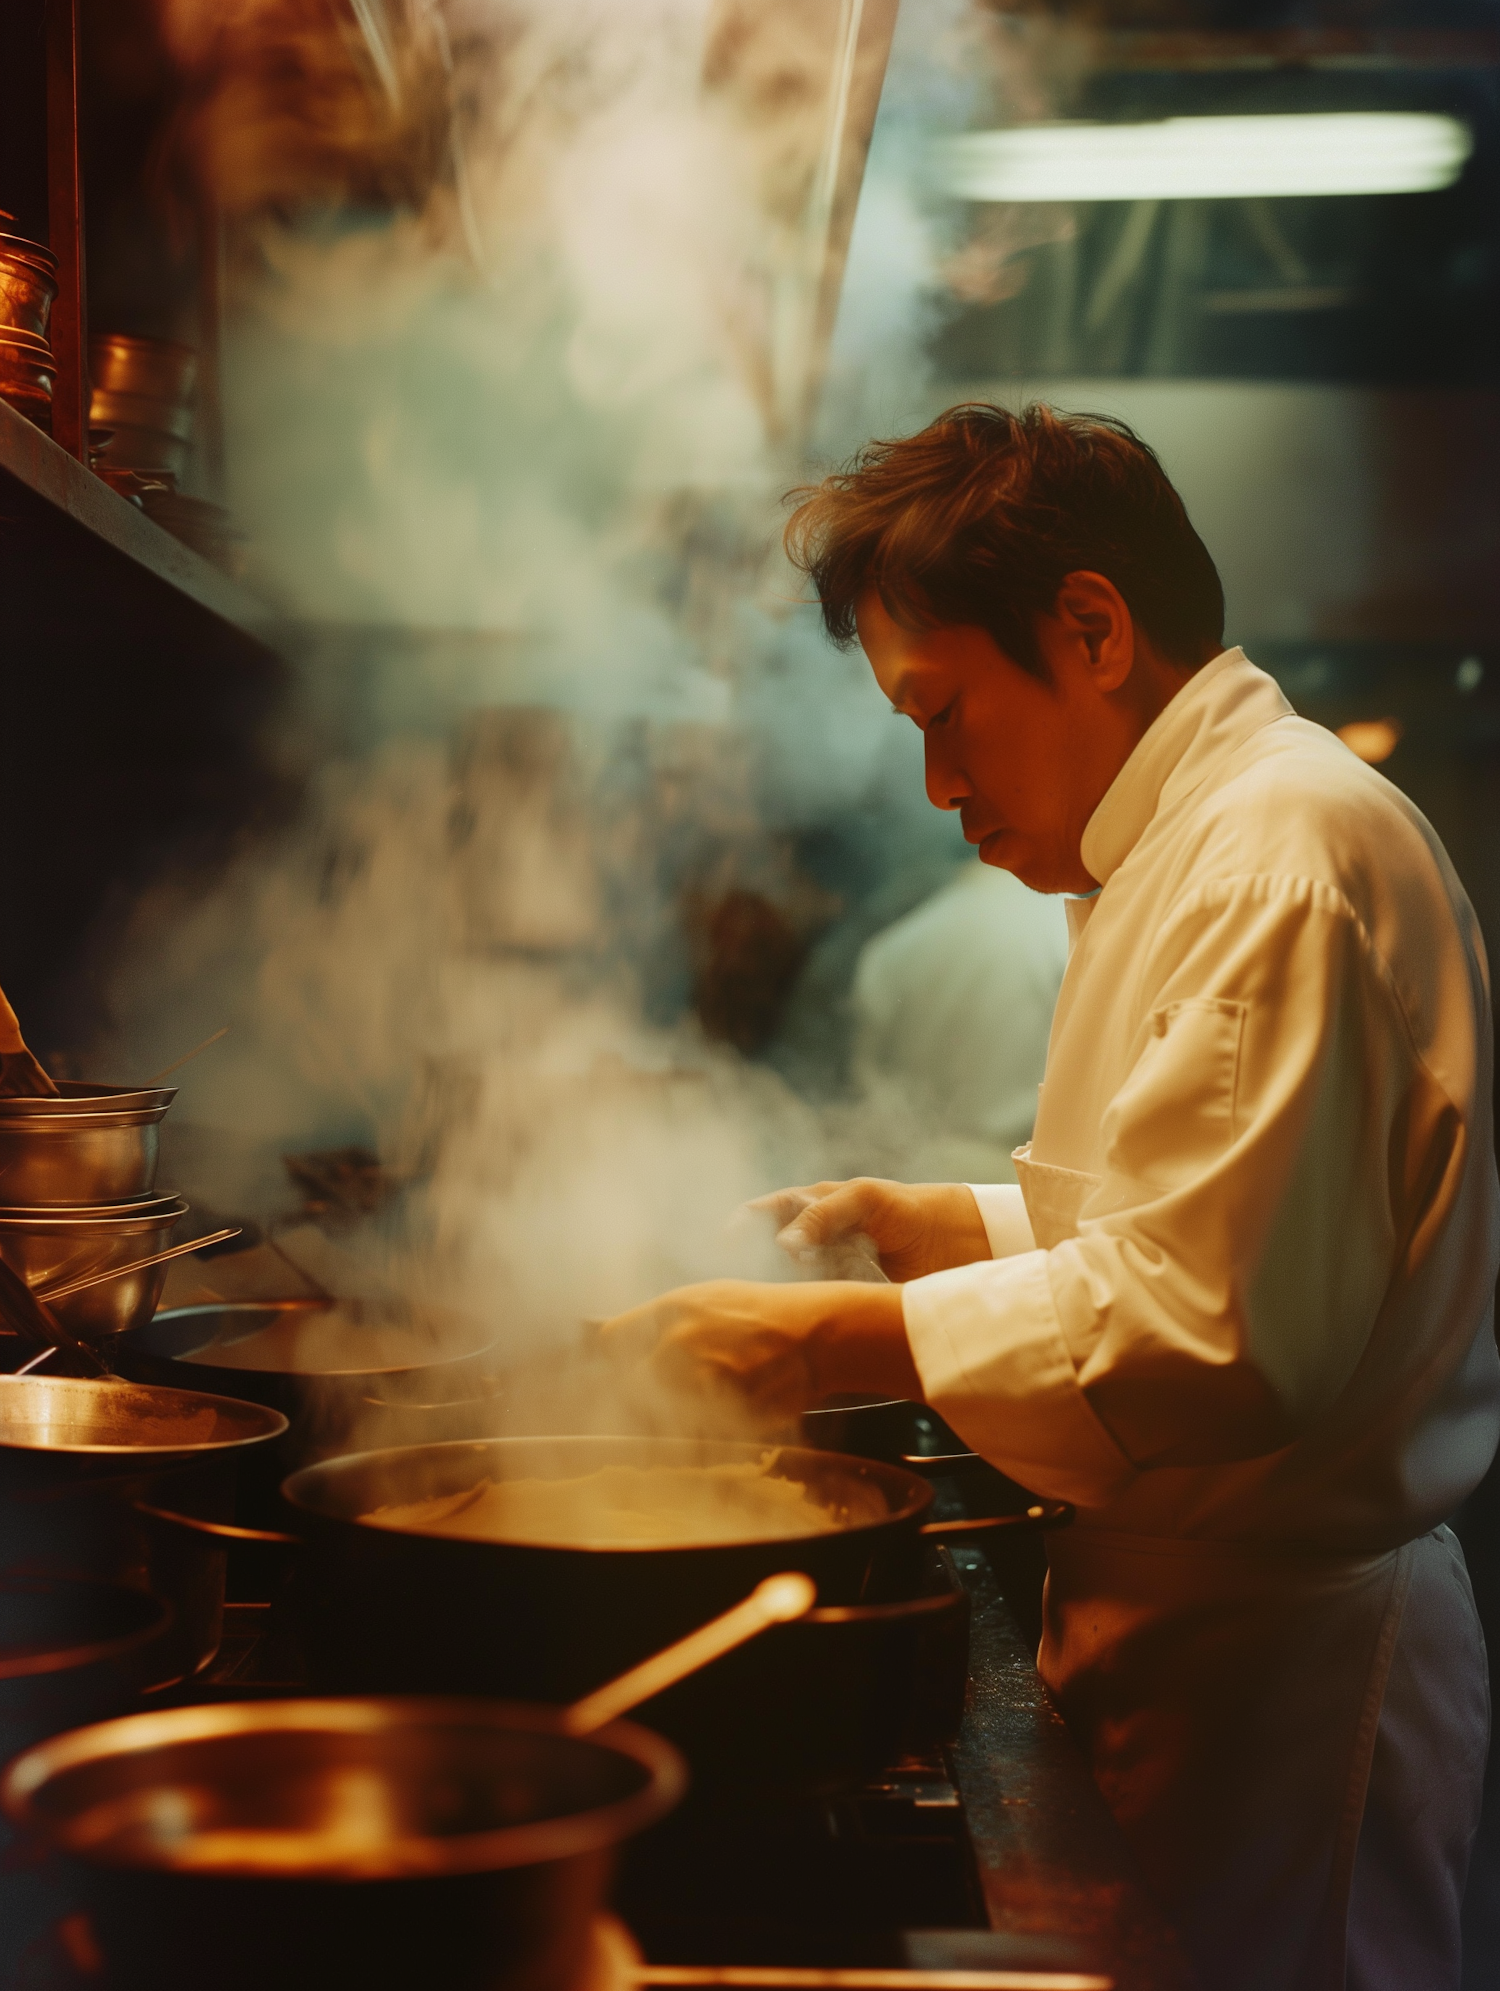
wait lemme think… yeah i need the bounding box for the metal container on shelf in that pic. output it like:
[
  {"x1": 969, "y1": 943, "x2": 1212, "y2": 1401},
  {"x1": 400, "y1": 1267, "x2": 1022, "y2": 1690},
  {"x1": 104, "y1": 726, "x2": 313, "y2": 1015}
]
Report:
[
  {"x1": 0, "y1": 326, "x2": 53, "y2": 431},
  {"x1": 0, "y1": 1194, "x2": 188, "y2": 1341},
  {"x1": 0, "y1": 235, "x2": 58, "y2": 342},
  {"x1": 88, "y1": 334, "x2": 196, "y2": 477},
  {"x1": 0, "y1": 1081, "x2": 176, "y2": 1208}
]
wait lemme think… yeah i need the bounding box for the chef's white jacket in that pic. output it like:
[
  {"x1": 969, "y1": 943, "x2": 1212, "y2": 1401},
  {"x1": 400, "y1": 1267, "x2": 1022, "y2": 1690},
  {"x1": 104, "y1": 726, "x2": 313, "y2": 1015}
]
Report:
[{"x1": 902, "y1": 648, "x2": 1500, "y2": 1989}]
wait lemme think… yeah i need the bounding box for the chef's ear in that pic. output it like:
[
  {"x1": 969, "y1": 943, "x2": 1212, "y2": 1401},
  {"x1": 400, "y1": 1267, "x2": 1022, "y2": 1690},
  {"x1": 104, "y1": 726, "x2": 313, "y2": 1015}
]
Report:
[{"x1": 1050, "y1": 571, "x2": 1134, "y2": 691}]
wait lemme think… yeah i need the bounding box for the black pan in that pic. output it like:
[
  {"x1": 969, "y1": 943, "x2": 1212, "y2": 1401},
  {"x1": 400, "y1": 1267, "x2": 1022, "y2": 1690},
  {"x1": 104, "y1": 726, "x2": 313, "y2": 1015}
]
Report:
[{"x1": 113, "y1": 1301, "x2": 499, "y2": 1524}]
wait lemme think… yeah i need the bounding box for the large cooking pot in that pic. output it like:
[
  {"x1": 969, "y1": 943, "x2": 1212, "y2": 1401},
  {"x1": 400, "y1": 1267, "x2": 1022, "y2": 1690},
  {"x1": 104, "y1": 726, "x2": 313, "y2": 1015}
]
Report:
[
  {"x1": 0, "y1": 1376, "x2": 288, "y2": 1681},
  {"x1": 1, "y1": 1696, "x2": 685, "y2": 1991},
  {"x1": 278, "y1": 1434, "x2": 1068, "y2": 1706}
]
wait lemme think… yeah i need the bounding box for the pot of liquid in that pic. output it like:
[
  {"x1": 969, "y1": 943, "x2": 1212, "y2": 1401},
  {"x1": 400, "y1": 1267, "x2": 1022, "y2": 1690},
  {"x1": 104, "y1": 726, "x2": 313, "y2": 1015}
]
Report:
[{"x1": 277, "y1": 1434, "x2": 1069, "y2": 1709}]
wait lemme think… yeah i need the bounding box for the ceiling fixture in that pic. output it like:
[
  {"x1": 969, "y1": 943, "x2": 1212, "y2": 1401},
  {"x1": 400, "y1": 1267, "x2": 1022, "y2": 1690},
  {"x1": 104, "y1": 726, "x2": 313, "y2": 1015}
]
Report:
[{"x1": 934, "y1": 113, "x2": 1473, "y2": 204}]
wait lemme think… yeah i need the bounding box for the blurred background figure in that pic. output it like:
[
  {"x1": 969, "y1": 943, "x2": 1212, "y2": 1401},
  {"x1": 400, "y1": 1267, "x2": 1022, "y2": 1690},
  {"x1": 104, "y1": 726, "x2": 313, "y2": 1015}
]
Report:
[{"x1": 850, "y1": 863, "x2": 1066, "y2": 1184}]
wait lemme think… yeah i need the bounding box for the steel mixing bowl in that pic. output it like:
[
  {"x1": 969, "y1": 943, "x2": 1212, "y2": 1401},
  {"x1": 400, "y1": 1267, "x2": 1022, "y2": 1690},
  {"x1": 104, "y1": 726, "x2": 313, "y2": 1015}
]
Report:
[
  {"x1": 0, "y1": 1083, "x2": 177, "y2": 1207},
  {"x1": 0, "y1": 1195, "x2": 188, "y2": 1341}
]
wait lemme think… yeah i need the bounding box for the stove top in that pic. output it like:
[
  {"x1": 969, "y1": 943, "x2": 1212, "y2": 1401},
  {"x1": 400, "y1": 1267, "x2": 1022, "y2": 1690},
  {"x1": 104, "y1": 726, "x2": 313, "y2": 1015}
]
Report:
[{"x1": 617, "y1": 1757, "x2": 986, "y2": 1967}]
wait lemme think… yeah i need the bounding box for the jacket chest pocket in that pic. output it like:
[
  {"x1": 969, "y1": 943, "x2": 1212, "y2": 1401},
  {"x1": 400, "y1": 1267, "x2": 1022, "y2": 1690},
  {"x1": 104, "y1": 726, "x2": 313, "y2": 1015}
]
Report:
[{"x1": 1103, "y1": 996, "x2": 1247, "y2": 1195}]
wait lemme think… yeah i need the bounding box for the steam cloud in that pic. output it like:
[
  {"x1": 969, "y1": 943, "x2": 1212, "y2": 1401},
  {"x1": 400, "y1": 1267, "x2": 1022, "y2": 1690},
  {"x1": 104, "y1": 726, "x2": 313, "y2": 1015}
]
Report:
[{"x1": 102, "y1": 0, "x2": 987, "y2": 1368}]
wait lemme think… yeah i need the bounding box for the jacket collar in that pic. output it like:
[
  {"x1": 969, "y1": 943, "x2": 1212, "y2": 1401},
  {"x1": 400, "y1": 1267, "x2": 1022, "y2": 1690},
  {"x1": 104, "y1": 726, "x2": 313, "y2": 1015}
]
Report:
[{"x1": 1078, "y1": 647, "x2": 1292, "y2": 887}]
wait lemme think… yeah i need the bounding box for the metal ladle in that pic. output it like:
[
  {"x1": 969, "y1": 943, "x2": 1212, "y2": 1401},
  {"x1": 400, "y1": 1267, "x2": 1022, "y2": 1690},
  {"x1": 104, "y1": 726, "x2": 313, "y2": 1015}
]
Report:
[{"x1": 563, "y1": 1572, "x2": 816, "y2": 1734}]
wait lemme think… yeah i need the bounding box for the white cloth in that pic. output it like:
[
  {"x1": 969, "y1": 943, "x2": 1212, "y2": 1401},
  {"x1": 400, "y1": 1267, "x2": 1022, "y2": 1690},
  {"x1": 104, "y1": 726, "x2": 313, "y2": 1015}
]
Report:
[
  {"x1": 901, "y1": 648, "x2": 1500, "y2": 1987},
  {"x1": 852, "y1": 863, "x2": 1067, "y2": 1182}
]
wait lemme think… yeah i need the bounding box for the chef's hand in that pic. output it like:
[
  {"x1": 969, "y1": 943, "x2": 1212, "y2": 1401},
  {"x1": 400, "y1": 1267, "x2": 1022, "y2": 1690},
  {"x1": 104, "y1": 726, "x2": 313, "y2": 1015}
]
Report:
[
  {"x1": 748, "y1": 1179, "x2": 992, "y2": 1283},
  {"x1": 598, "y1": 1279, "x2": 918, "y2": 1424}
]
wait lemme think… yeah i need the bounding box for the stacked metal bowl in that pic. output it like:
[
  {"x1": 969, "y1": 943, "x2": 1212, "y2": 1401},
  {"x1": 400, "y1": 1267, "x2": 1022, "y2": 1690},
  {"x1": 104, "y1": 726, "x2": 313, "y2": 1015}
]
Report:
[
  {"x1": 0, "y1": 1083, "x2": 185, "y2": 1347},
  {"x1": 0, "y1": 233, "x2": 59, "y2": 433}
]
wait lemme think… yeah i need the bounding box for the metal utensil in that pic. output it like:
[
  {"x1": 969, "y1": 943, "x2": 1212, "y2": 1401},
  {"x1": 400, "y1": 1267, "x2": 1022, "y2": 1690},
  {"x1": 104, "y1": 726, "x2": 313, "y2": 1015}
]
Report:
[
  {"x1": 0, "y1": 1256, "x2": 108, "y2": 1376},
  {"x1": 37, "y1": 1227, "x2": 242, "y2": 1304},
  {"x1": 563, "y1": 1572, "x2": 815, "y2": 1734},
  {"x1": 145, "y1": 1026, "x2": 229, "y2": 1086}
]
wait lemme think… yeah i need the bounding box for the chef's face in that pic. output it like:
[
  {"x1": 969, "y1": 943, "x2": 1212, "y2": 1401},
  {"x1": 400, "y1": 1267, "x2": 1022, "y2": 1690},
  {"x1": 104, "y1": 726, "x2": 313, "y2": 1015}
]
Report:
[{"x1": 856, "y1": 579, "x2": 1182, "y2": 895}]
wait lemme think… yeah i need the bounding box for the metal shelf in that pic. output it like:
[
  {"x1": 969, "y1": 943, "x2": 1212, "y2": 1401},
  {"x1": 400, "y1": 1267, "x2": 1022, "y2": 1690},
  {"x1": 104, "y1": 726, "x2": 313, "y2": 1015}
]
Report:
[{"x1": 0, "y1": 396, "x2": 279, "y2": 655}]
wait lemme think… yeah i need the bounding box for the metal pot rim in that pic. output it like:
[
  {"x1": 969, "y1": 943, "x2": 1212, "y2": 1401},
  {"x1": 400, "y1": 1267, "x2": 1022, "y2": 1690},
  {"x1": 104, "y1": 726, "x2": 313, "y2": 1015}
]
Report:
[
  {"x1": 0, "y1": 1107, "x2": 171, "y2": 1134},
  {"x1": 0, "y1": 1694, "x2": 688, "y2": 1878},
  {"x1": 0, "y1": 1082, "x2": 177, "y2": 1119},
  {"x1": 0, "y1": 1194, "x2": 186, "y2": 1230},
  {"x1": 145, "y1": 1302, "x2": 498, "y2": 1380},
  {"x1": 0, "y1": 234, "x2": 60, "y2": 274},
  {"x1": 282, "y1": 1433, "x2": 934, "y2": 1548},
  {"x1": 0, "y1": 1375, "x2": 288, "y2": 1455}
]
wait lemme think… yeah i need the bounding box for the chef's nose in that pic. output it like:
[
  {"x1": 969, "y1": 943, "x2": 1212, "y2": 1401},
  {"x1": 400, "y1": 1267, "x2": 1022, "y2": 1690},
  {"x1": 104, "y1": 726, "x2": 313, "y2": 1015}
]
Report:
[{"x1": 924, "y1": 736, "x2": 970, "y2": 812}]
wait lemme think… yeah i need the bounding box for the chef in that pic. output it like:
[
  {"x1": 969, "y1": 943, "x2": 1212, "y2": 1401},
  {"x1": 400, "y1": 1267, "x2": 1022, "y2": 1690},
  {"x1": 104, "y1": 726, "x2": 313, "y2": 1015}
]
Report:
[{"x1": 603, "y1": 403, "x2": 1500, "y2": 1990}]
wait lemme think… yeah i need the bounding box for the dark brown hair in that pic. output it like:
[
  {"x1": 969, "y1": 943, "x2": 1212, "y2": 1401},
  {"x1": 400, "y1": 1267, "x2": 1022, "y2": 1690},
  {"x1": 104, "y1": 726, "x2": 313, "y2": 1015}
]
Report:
[{"x1": 784, "y1": 403, "x2": 1225, "y2": 676}]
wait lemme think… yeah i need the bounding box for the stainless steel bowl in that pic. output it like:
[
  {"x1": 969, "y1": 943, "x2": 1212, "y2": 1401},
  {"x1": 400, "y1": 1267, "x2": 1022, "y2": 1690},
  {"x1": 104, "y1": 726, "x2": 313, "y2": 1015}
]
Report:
[
  {"x1": 0, "y1": 1083, "x2": 176, "y2": 1207},
  {"x1": 0, "y1": 234, "x2": 58, "y2": 340},
  {"x1": 1, "y1": 1697, "x2": 686, "y2": 1991},
  {"x1": 0, "y1": 1195, "x2": 188, "y2": 1341}
]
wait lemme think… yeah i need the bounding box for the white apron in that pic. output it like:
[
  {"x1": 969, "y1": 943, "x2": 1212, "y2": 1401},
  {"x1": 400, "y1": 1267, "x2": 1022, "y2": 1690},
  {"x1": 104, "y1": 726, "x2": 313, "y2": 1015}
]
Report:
[
  {"x1": 1016, "y1": 1150, "x2": 1455, "y2": 1991},
  {"x1": 903, "y1": 652, "x2": 1500, "y2": 1989}
]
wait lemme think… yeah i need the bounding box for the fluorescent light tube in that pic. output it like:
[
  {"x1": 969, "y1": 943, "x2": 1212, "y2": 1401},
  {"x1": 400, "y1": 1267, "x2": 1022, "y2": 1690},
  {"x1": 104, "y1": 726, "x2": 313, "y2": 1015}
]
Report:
[{"x1": 934, "y1": 112, "x2": 1473, "y2": 203}]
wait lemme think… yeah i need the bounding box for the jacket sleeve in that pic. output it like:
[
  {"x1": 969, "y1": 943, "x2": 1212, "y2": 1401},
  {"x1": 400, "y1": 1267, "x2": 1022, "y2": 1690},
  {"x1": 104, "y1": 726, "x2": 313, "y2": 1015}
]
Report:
[{"x1": 904, "y1": 875, "x2": 1449, "y2": 1506}]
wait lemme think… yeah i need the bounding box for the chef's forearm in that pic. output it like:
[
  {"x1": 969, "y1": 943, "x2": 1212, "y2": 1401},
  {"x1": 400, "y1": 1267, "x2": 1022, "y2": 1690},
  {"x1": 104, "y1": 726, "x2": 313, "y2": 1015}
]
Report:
[{"x1": 803, "y1": 1280, "x2": 921, "y2": 1400}]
